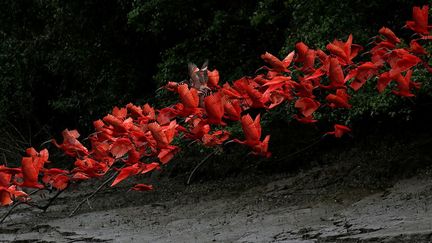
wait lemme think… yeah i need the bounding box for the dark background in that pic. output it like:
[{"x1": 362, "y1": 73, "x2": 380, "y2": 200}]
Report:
[{"x1": 0, "y1": 0, "x2": 430, "y2": 166}]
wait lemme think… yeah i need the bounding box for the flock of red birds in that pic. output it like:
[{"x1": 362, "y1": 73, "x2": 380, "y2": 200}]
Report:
[{"x1": 0, "y1": 5, "x2": 431, "y2": 207}]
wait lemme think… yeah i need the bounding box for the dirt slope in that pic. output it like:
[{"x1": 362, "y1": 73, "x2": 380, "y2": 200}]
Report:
[{"x1": 1, "y1": 163, "x2": 432, "y2": 243}]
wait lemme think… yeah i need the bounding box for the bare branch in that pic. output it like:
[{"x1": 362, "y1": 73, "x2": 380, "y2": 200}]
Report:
[
  {"x1": 186, "y1": 150, "x2": 218, "y2": 185},
  {"x1": 0, "y1": 202, "x2": 23, "y2": 224},
  {"x1": 69, "y1": 171, "x2": 119, "y2": 217}
]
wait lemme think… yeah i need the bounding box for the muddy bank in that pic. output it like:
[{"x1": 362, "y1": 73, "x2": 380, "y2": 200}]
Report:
[{"x1": 1, "y1": 162, "x2": 432, "y2": 243}]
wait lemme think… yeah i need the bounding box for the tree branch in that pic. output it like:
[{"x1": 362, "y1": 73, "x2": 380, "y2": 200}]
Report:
[
  {"x1": 68, "y1": 171, "x2": 119, "y2": 217},
  {"x1": 0, "y1": 202, "x2": 23, "y2": 224},
  {"x1": 186, "y1": 150, "x2": 218, "y2": 185},
  {"x1": 0, "y1": 189, "x2": 41, "y2": 224}
]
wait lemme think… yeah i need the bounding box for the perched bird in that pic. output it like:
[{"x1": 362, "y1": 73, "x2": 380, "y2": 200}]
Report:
[
  {"x1": 188, "y1": 61, "x2": 212, "y2": 107},
  {"x1": 405, "y1": 5, "x2": 431, "y2": 35}
]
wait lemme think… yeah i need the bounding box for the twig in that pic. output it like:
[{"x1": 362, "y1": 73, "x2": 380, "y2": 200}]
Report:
[
  {"x1": 274, "y1": 135, "x2": 326, "y2": 162},
  {"x1": 0, "y1": 139, "x2": 24, "y2": 152},
  {"x1": 69, "y1": 172, "x2": 119, "y2": 217},
  {"x1": 186, "y1": 150, "x2": 218, "y2": 185},
  {"x1": 0, "y1": 189, "x2": 41, "y2": 224},
  {"x1": 33, "y1": 123, "x2": 50, "y2": 140},
  {"x1": 83, "y1": 131, "x2": 102, "y2": 141},
  {"x1": 0, "y1": 147, "x2": 15, "y2": 154},
  {"x1": 5, "y1": 120, "x2": 28, "y2": 145},
  {"x1": 86, "y1": 198, "x2": 93, "y2": 210},
  {"x1": 39, "y1": 187, "x2": 68, "y2": 212},
  {"x1": 27, "y1": 122, "x2": 31, "y2": 145},
  {"x1": 187, "y1": 140, "x2": 198, "y2": 147},
  {"x1": 2, "y1": 153, "x2": 7, "y2": 166},
  {"x1": 40, "y1": 139, "x2": 53, "y2": 147},
  {"x1": 4, "y1": 130, "x2": 27, "y2": 148},
  {"x1": 0, "y1": 202, "x2": 23, "y2": 224}
]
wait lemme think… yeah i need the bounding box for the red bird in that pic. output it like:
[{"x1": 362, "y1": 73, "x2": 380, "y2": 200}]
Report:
[
  {"x1": 0, "y1": 172, "x2": 11, "y2": 189},
  {"x1": 237, "y1": 114, "x2": 262, "y2": 146},
  {"x1": 184, "y1": 117, "x2": 210, "y2": 140},
  {"x1": 405, "y1": 5, "x2": 431, "y2": 35},
  {"x1": 20, "y1": 157, "x2": 44, "y2": 189},
  {"x1": 253, "y1": 135, "x2": 271, "y2": 158},
  {"x1": 346, "y1": 62, "x2": 379, "y2": 91},
  {"x1": 157, "y1": 105, "x2": 181, "y2": 125},
  {"x1": 110, "y1": 137, "x2": 134, "y2": 158},
  {"x1": 42, "y1": 168, "x2": 70, "y2": 190},
  {"x1": 202, "y1": 130, "x2": 230, "y2": 147},
  {"x1": 223, "y1": 99, "x2": 242, "y2": 121},
  {"x1": 378, "y1": 27, "x2": 401, "y2": 44},
  {"x1": 409, "y1": 40, "x2": 427, "y2": 55},
  {"x1": 102, "y1": 114, "x2": 132, "y2": 134},
  {"x1": 159, "y1": 81, "x2": 181, "y2": 92},
  {"x1": 267, "y1": 91, "x2": 286, "y2": 109},
  {"x1": 300, "y1": 49, "x2": 316, "y2": 74},
  {"x1": 72, "y1": 172, "x2": 90, "y2": 181},
  {"x1": 207, "y1": 69, "x2": 220, "y2": 88},
  {"x1": 157, "y1": 146, "x2": 179, "y2": 164},
  {"x1": 295, "y1": 42, "x2": 310, "y2": 63},
  {"x1": 293, "y1": 114, "x2": 317, "y2": 124},
  {"x1": 0, "y1": 186, "x2": 13, "y2": 206},
  {"x1": 391, "y1": 70, "x2": 419, "y2": 97},
  {"x1": 177, "y1": 84, "x2": 201, "y2": 115},
  {"x1": 52, "y1": 129, "x2": 89, "y2": 157},
  {"x1": 93, "y1": 119, "x2": 115, "y2": 142},
  {"x1": 17, "y1": 147, "x2": 49, "y2": 189},
  {"x1": 73, "y1": 157, "x2": 109, "y2": 178},
  {"x1": 326, "y1": 89, "x2": 352, "y2": 109},
  {"x1": 321, "y1": 57, "x2": 346, "y2": 89},
  {"x1": 370, "y1": 40, "x2": 396, "y2": 67},
  {"x1": 377, "y1": 71, "x2": 393, "y2": 93},
  {"x1": 25, "y1": 147, "x2": 49, "y2": 172},
  {"x1": 0, "y1": 186, "x2": 28, "y2": 206},
  {"x1": 221, "y1": 83, "x2": 242, "y2": 99},
  {"x1": 295, "y1": 97, "x2": 320, "y2": 117},
  {"x1": 260, "y1": 51, "x2": 292, "y2": 73},
  {"x1": 126, "y1": 103, "x2": 145, "y2": 120},
  {"x1": 233, "y1": 114, "x2": 271, "y2": 157},
  {"x1": 130, "y1": 184, "x2": 154, "y2": 192},
  {"x1": 148, "y1": 121, "x2": 177, "y2": 149},
  {"x1": 111, "y1": 162, "x2": 159, "y2": 186},
  {"x1": 326, "y1": 34, "x2": 363, "y2": 65},
  {"x1": 387, "y1": 49, "x2": 421, "y2": 76},
  {"x1": 326, "y1": 124, "x2": 351, "y2": 138},
  {"x1": 233, "y1": 78, "x2": 265, "y2": 108},
  {"x1": 111, "y1": 106, "x2": 127, "y2": 120},
  {"x1": 204, "y1": 92, "x2": 225, "y2": 125}
]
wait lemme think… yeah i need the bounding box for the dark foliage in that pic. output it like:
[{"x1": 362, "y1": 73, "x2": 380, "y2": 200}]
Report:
[
  {"x1": 0, "y1": 0, "x2": 430, "y2": 162},
  {"x1": 0, "y1": 0, "x2": 156, "y2": 134}
]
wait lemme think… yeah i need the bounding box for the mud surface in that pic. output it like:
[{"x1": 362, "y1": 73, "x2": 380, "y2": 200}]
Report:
[{"x1": 1, "y1": 163, "x2": 432, "y2": 243}]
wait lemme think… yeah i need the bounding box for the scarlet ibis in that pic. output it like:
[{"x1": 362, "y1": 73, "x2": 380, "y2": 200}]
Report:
[{"x1": 405, "y1": 5, "x2": 431, "y2": 35}]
